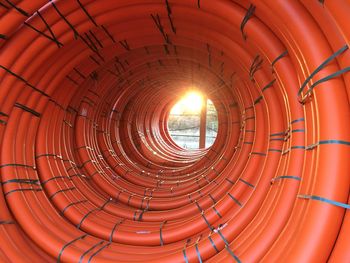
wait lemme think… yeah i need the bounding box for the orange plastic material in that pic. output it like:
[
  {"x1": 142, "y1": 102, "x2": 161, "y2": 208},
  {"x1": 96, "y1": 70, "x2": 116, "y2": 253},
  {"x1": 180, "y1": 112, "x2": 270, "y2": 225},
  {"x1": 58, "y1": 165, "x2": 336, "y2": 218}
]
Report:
[{"x1": 0, "y1": 0, "x2": 349, "y2": 262}]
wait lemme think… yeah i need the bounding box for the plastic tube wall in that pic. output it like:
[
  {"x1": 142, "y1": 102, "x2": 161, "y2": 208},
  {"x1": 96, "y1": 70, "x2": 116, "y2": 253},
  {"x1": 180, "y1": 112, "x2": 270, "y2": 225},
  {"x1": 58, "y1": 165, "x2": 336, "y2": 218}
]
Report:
[{"x1": 0, "y1": 1, "x2": 350, "y2": 262}]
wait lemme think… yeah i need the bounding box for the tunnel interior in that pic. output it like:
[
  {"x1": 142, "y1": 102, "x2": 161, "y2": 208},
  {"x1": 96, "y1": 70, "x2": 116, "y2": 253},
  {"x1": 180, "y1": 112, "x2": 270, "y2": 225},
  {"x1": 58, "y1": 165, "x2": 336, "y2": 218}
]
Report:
[{"x1": 0, "y1": 0, "x2": 350, "y2": 262}]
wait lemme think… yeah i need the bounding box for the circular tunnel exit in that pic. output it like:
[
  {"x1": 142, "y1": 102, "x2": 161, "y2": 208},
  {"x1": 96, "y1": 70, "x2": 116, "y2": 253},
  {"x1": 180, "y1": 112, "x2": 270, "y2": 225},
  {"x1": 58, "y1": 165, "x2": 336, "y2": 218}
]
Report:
[{"x1": 167, "y1": 91, "x2": 218, "y2": 149}]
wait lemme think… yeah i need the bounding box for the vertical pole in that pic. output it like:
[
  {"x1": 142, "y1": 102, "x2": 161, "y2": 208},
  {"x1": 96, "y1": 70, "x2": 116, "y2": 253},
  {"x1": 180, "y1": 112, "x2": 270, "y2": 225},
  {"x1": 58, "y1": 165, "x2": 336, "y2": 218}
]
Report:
[{"x1": 199, "y1": 96, "x2": 207, "y2": 148}]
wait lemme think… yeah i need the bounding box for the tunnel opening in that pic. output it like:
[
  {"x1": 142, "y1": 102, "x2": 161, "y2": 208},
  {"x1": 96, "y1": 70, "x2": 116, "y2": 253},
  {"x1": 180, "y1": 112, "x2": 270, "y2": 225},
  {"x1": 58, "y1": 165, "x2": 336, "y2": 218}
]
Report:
[{"x1": 167, "y1": 91, "x2": 218, "y2": 149}]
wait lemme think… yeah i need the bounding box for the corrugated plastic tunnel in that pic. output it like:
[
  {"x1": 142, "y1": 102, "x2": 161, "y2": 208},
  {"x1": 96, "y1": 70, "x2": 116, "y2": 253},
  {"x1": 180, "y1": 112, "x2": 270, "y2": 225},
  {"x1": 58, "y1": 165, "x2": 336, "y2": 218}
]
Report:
[{"x1": 0, "y1": 0, "x2": 350, "y2": 262}]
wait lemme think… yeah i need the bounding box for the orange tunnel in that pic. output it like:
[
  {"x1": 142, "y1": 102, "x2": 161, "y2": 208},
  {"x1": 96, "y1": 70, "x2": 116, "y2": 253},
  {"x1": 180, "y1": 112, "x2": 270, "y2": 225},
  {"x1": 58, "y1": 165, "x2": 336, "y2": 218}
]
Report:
[{"x1": 0, "y1": 0, "x2": 350, "y2": 262}]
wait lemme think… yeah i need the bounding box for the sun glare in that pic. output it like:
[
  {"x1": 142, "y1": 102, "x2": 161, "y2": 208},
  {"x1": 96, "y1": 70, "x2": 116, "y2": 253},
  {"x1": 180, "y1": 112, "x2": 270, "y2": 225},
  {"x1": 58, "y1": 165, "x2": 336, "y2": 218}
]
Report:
[{"x1": 170, "y1": 91, "x2": 203, "y2": 115}]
